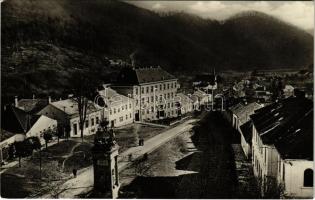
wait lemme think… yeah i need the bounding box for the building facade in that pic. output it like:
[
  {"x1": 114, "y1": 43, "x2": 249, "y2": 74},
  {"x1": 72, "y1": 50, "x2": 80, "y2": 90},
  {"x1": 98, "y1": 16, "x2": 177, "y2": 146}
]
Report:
[
  {"x1": 251, "y1": 97, "x2": 313, "y2": 198},
  {"x1": 38, "y1": 99, "x2": 102, "y2": 138},
  {"x1": 112, "y1": 66, "x2": 179, "y2": 121},
  {"x1": 97, "y1": 85, "x2": 134, "y2": 127}
]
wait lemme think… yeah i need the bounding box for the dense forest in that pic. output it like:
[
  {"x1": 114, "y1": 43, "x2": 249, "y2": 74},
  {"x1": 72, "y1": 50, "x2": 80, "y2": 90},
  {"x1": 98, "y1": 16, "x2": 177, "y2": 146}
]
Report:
[{"x1": 1, "y1": 0, "x2": 313, "y2": 101}]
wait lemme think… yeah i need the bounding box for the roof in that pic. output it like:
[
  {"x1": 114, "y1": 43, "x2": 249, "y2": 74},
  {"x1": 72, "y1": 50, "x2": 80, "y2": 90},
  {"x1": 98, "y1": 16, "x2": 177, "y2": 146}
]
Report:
[
  {"x1": 230, "y1": 102, "x2": 262, "y2": 125},
  {"x1": 50, "y1": 99, "x2": 101, "y2": 116},
  {"x1": 98, "y1": 87, "x2": 131, "y2": 107},
  {"x1": 240, "y1": 121, "x2": 252, "y2": 144},
  {"x1": 115, "y1": 66, "x2": 176, "y2": 85},
  {"x1": 1, "y1": 105, "x2": 41, "y2": 138},
  {"x1": 192, "y1": 90, "x2": 208, "y2": 99},
  {"x1": 251, "y1": 97, "x2": 313, "y2": 160},
  {"x1": 1, "y1": 129, "x2": 16, "y2": 142},
  {"x1": 175, "y1": 93, "x2": 193, "y2": 105},
  {"x1": 17, "y1": 99, "x2": 49, "y2": 114}
]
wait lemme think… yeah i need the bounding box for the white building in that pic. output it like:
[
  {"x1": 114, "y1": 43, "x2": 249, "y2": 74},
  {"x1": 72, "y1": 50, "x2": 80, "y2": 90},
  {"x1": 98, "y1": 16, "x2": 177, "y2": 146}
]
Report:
[
  {"x1": 175, "y1": 93, "x2": 193, "y2": 115},
  {"x1": 97, "y1": 85, "x2": 134, "y2": 127},
  {"x1": 251, "y1": 96, "x2": 313, "y2": 198},
  {"x1": 112, "y1": 66, "x2": 179, "y2": 121},
  {"x1": 230, "y1": 102, "x2": 263, "y2": 158},
  {"x1": 1, "y1": 105, "x2": 57, "y2": 161},
  {"x1": 38, "y1": 99, "x2": 102, "y2": 138},
  {"x1": 283, "y1": 85, "x2": 295, "y2": 98}
]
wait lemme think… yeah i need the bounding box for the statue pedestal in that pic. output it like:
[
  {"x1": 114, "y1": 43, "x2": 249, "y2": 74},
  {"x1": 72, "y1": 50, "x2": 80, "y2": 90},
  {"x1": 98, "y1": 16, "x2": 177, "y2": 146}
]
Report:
[{"x1": 92, "y1": 143, "x2": 120, "y2": 199}]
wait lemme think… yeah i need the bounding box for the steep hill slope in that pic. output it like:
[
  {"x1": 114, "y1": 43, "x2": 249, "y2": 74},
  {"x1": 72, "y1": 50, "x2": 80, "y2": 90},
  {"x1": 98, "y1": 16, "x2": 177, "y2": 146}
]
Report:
[{"x1": 1, "y1": 0, "x2": 313, "y2": 100}]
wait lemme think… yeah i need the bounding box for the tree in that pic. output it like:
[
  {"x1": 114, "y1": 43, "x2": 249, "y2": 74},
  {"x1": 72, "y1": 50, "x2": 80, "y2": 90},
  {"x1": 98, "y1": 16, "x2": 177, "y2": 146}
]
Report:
[
  {"x1": 14, "y1": 140, "x2": 32, "y2": 167},
  {"x1": 43, "y1": 129, "x2": 53, "y2": 150},
  {"x1": 68, "y1": 70, "x2": 100, "y2": 142}
]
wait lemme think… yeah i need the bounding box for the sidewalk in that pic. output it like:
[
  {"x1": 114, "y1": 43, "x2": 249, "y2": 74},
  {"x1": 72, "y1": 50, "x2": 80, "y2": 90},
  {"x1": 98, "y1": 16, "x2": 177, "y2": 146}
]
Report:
[{"x1": 41, "y1": 119, "x2": 197, "y2": 198}]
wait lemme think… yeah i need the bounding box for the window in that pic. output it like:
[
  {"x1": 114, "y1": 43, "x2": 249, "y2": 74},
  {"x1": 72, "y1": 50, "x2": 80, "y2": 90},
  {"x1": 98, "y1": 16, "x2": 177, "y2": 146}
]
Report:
[
  {"x1": 141, "y1": 87, "x2": 144, "y2": 94},
  {"x1": 125, "y1": 105, "x2": 127, "y2": 109},
  {"x1": 130, "y1": 113, "x2": 132, "y2": 118},
  {"x1": 114, "y1": 108, "x2": 116, "y2": 114},
  {"x1": 167, "y1": 83, "x2": 169, "y2": 89},
  {"x1": 141, "y1": 98, "x2": 144, "y2": 104},
  {"x1": 129, "y1": 104, "x2": 131, "y2": 109},
  {"x1": 135, "y1": 88, "x2": 138, "y2": 95},
  {"x1": 160, "y1": 84, "x2": 162, "y2": 90},
  {"x1": 91, "y1": 118, "x2": 95, "y2": 126},
  {"x1": 146, "y1": 87, "x2": 149, "y2": 93},
  {"x1": 151, "y1": 107, "x2": 154, "y2": 112},
  {"x1": 118, "y1": 108, "x2": 120, "y2": 112},
  {"x1": 126, "y1": 114, "x2": 128, "y2": 120},
  {"x1": 168, "y1": 103, "x2": 170, "y2": 108},
  {"x1": 151, "y1": 96, "x2": 154, "y2": 102},
  {"x1": 147, "y1": 97, "x2": 149, "y2": 103},
  {"x1": 304, "y1": 169, "x2": 313, "y2": 187},
  {"x1": 96, "y1": 117, "x2": 99, "y2": 124},
  {"x1": 151, "y1": 86, "x2": 153, "y2": 92},
  {"x1": 167, "y1": 93, "x2": 170, "y2": 99},
  {"x1": 122, "y1": 105, "x2": 124, "y2": 110},
  {"x1": 171, "y1": 83, "x2": 173, "y2": 88},
  {"x1": 136, "y1": 100, "x2": 138, "y2": 106},
  {"x1": 147, "y1": 109, "x2": 150, "y2": 114},
  {"x1": 85, "y1": 120, "x2": 89, "y2": 128},
  {"x1": 163, "y1": 84, "x2": 166, "y2": 90},
  {"x1": 119, "y1": 117, "x2": 123, "y2": 122}
]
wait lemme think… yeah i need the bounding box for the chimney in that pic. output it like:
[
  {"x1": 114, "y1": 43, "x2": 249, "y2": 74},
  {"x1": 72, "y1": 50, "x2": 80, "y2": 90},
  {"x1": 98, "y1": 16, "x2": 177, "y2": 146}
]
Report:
[
  {"x1": 15, "y1": 96, "x2": 18, "y2": 107},
  {"x1": 48, "y1": 96, "x2": 52, "y2": 103}
]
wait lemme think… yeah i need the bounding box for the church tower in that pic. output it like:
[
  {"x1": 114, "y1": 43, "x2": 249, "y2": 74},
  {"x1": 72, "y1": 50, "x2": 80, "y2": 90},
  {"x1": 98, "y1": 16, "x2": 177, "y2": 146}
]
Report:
[{"x1": 92, "y1": 126, "x2": 120, "y2": 198}]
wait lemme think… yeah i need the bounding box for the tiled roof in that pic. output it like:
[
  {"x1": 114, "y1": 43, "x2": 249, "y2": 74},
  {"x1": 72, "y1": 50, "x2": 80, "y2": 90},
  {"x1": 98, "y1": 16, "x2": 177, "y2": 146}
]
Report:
[
  {"x1": 18, "y1": 99, "x2": 49, "y2": 114},
  {"x1": 1, "y1": 106, "x2": 41, "y2": 137},
  {"x1": 231, "y1": 102, "x2": 262, "y2": 125},
  {"x1": 98, "y1": 87, "x2": 131, "y2": 107},
  {"x1": 51, "y1": 99, "x2": 100, "y2": 116},
  {"x1": 115, "y1": 67, "x2": 176, "y2": 85},
  {"x1": 251, "y1": 97, "x2": 313, "y2": 160}
]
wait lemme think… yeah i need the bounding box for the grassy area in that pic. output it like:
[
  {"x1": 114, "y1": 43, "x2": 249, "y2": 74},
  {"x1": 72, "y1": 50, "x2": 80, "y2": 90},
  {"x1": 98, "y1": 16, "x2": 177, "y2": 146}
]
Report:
[
  {"x1": 1, "y1": 123, "x2": 165, "y2": 198},
  {"x1": 84, "y1": 124, "x2": 165, "y2": 153}
]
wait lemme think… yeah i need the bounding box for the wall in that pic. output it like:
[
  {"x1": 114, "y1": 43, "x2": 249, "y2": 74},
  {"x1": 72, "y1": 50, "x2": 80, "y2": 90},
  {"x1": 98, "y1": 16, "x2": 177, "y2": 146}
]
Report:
[
  {"x1": 107, "y1": 101, "x2": 134, "y2": 127},
  {"x1": 278, "y1": 159, "x2": 313, "y2": 198},
  {"x1": 69, "y1": 111, "x2": 102, "y2": 137},
  {"x1": 26, "y1": 115, "x2": 58, "y2": 143},
  {"x1": 240, "y1": 132, "x2": 251, "y2": 158}
]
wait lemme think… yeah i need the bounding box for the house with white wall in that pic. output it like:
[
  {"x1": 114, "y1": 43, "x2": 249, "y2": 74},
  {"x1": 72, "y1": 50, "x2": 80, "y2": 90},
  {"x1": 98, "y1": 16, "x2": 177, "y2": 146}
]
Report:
[
  {"x1": 251, "y1": 96, "x2": 313, "y2": 198},
  {"x1": 1, "y1": 105, "x2": 57, "y2": 161},
  {"x1": 230, "y1": 102, "x2": 263, "y2": 158},
  {"x1": 174, "y1": 93, "x2": 193, "y2": 116},
  {"x1": 97, "y1": 85, "x2": 134, "y2": 127},
  {"x1": 38, "y1": 99, "x2": 102, "y2": 138}
]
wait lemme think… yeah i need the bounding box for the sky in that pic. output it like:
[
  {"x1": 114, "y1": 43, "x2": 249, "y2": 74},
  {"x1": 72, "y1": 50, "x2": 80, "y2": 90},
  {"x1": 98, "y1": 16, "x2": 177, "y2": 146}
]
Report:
[{"x1": 127, "y1": 1, "x2": 314, "y2": 30}]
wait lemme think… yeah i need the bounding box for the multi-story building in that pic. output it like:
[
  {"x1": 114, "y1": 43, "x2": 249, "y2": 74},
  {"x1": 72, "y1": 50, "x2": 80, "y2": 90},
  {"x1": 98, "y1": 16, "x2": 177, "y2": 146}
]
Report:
[
  {"x1": 38, "y1": 99, "x2": 102, "y2": 138},
  {"x1": 112, "y1": 66, "x2": 179, "y2": 121},
  {"x1": 97, "y1": 85, "x2": 134, "y2": 127},
  {"x1": 251, "y1": 96, "x2": 313, "y2": 198}
]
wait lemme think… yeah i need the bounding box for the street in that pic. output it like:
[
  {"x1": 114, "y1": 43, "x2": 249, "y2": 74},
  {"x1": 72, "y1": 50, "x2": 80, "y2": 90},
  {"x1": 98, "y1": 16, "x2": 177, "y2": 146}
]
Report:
[{"x1": 41, "y1": 118, "x2": 197, "y2": 198}]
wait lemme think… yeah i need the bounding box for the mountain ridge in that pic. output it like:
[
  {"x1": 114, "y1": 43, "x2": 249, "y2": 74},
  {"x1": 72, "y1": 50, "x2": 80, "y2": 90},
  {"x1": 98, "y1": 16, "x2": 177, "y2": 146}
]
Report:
[{"x1": 1, "y1": 0, "x2": 313, "y2": 99}]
